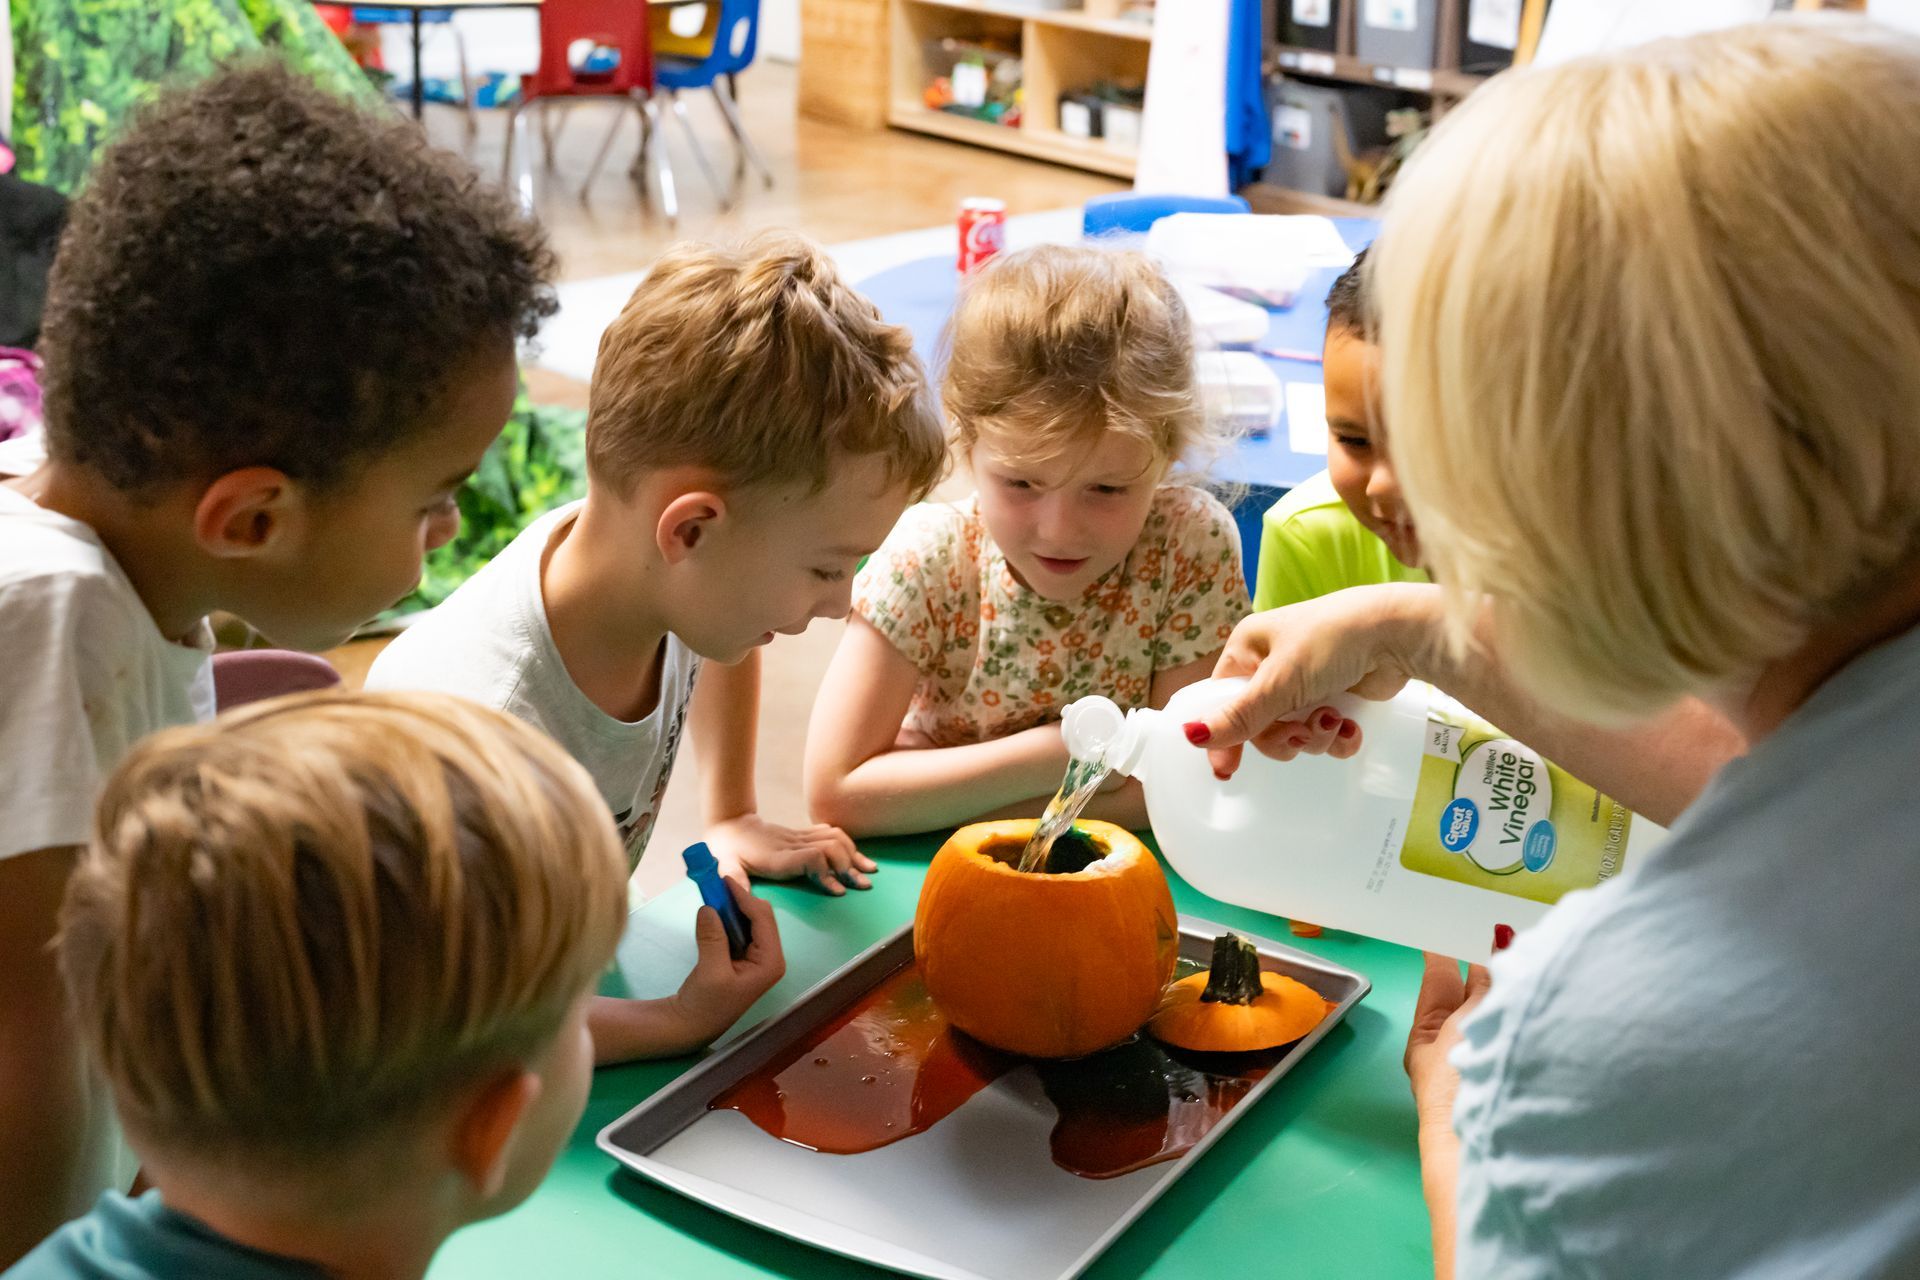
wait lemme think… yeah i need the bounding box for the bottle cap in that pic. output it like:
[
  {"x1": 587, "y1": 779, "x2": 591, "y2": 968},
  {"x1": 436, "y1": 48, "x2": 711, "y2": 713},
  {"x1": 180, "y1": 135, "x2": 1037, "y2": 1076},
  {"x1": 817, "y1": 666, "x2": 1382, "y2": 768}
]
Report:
[
  {"x1": 681, "y1": 841, "x2": 718, "y2": 877},
  {"x1": 1061, "y1": 696, "x2": 1125, "y2": 761}
]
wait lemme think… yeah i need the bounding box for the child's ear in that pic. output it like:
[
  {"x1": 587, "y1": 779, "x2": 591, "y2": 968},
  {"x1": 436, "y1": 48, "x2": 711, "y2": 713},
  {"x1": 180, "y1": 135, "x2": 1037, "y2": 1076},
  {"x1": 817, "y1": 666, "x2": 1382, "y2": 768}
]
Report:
[
  {"x1": 450, "y1": 1068, "x2": 542, "y2": 1199},
  {"x1": 192, "y1": 467, "x2": 301, "y2": 559},
  {"x1": 655, "y1": 490, "x2": 727, "y2": 565}
]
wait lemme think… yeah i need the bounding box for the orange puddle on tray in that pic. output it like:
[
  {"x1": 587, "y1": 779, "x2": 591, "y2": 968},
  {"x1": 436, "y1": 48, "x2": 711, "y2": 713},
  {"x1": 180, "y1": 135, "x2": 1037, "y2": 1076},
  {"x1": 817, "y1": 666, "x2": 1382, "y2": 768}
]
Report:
[{"x1": 709, "y1": 961, "x2": 1285, "y2": 1179}]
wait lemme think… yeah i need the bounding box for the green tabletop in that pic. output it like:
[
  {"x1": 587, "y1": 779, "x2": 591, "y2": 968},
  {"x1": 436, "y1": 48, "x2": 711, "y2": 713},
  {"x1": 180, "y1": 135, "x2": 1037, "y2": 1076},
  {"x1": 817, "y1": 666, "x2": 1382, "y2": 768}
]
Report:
[{"x1": 429, "y1": 833, "x2": 1435, "y2": 1279}]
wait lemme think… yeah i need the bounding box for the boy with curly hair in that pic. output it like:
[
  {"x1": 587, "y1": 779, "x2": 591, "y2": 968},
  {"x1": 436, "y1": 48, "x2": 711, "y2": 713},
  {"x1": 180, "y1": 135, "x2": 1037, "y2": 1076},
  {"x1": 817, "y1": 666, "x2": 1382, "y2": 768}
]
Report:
[{"x1": 0, "y1": 62, "x2": 554, "y2": 1263}]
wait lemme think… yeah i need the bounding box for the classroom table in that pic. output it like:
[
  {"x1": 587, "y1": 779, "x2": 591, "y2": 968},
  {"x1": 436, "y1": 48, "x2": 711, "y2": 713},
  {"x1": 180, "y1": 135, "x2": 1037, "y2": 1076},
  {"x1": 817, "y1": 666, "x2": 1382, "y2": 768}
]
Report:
[
  {"x1": 428, "y1": 830, "x2": 1435, "y2": 1279},
  {"x1": 850, "y1": 216, "x2": 1382, "y2": 588}
]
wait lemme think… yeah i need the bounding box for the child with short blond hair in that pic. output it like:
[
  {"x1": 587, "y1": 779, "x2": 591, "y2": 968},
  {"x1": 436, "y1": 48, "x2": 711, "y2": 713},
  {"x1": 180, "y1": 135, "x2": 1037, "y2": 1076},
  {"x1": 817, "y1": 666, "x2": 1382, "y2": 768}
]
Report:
[
  {"x1": 805, "y1": 244, "x2": 1251, "y2": 836},
  {"x1": 7, "y1": 691, "x2": 629, "y2": 1279},
  {"x1": 369, "y1": 231, "x2": 945, "y2": 1062}
]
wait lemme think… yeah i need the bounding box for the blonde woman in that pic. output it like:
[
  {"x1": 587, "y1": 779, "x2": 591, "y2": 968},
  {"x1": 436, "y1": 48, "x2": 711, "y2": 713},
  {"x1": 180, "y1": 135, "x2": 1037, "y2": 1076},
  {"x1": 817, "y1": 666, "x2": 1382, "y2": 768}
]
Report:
[
  {"x1": 1191, "y1": 17, "x2": 1920, "y2": 1278},
  {"x1": 806, "y1": 245, "x2": 1258, "y2": 836}
]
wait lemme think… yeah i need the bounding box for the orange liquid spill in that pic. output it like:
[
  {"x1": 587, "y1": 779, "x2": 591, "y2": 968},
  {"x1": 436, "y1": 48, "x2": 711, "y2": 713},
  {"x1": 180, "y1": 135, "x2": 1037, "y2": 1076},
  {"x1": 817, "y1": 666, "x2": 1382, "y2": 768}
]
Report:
[{"x1": 710, "y1": 961, "x2": 1284, "y2": 1179}]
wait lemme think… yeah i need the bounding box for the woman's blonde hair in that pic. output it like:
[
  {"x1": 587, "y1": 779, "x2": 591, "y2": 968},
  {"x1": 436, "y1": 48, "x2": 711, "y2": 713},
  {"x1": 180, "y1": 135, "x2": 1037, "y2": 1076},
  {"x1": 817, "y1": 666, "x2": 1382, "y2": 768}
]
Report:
[
  {"x1": 943, "y1": 244, "x2": 1223, "y2": 480},
  {"x1": 59, "y1": 690, "x2": 628, "y2": 1158},
  {"x1": 1371, "y1": 16, "x2": 1920, "y2": 720}
]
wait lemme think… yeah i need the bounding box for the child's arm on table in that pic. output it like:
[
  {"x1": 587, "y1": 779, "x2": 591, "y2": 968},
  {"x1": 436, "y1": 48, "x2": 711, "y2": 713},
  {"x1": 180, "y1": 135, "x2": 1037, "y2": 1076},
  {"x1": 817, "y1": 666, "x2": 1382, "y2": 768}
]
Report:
[
  {"x1": 590, "y1": 879, "x2": 786, "y2": 1064},
  {"x1": 806, "y1": 618, "x2": 1219, "y2": 836},
  {"x1": 0, "y1": 847, "x2": 92, "y2": 1267},
  {"x1": 807, "y1": 617, "x2": 1081, "y2": 835},
  {"x1": 690, "y1": 650, "x2": 874, "y2": 894}
]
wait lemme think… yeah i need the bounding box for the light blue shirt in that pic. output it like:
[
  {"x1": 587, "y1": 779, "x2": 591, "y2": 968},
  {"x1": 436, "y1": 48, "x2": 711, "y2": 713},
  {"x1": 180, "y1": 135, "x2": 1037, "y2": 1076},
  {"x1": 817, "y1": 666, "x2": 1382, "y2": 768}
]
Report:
[
  {"x1": 1452, "y1": 622, "x2": 1920, "y2": 1278},
  {"x1": 5, "y1": 1192, "x2": 324, "y2": 1279}
]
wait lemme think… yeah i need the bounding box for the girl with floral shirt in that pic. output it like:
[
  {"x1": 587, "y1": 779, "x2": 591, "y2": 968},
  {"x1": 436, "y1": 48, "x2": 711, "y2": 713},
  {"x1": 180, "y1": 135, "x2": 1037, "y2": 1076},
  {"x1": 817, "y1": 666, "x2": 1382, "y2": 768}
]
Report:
[{"x1": 805, "y1": 244, "x2": 1251, "y2": 835}]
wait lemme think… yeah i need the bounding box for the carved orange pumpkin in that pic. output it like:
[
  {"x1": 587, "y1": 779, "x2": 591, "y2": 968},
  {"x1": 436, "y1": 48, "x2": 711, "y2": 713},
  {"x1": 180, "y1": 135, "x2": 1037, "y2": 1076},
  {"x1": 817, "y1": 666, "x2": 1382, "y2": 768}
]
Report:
[{"x1": 913, "y1": 819, "x2": 1179, "y2": 1059}]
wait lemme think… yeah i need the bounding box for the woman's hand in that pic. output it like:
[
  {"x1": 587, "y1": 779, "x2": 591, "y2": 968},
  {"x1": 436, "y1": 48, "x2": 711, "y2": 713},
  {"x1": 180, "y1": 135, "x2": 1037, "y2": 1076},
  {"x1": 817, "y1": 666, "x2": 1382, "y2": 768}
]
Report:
[
  {"x1": 1405, "y1": 952, "x2": 1490, "y2": 1280},
  {"x1": 1189, "y1": 584, "x2": 1444, "y2": 777},
  {"x1": 1405, "y1": 952, "x2": 1490, "y2": 1135}
]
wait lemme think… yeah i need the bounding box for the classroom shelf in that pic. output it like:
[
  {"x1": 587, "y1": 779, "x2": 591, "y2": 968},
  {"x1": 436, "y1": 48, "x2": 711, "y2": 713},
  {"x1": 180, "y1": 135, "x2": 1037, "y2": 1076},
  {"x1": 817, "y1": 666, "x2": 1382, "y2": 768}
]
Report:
[
  {"x1": 886, "y1": 103, "x2": 1139, "y2": 177},
  {"x1": 888, "y1": 0, "x2": 1149, "y2": 179},
  {"x1": 907, "y1": 0, "x2": 1152, "y2": 41},
  {"x1": 1271, "y1": 43, "x2": 1487, "y2": 99}
]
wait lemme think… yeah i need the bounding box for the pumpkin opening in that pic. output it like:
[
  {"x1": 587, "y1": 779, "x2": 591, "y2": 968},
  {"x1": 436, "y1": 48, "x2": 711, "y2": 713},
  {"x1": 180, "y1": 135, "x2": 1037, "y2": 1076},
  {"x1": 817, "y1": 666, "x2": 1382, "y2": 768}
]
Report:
[{"x1": 979, "y1": 826, "x2": 1106, "y2": 876}]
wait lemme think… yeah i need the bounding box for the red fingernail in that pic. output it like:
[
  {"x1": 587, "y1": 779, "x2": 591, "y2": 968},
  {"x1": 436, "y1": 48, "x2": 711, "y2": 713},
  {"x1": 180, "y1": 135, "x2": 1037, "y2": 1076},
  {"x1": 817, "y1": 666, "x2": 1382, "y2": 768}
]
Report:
[
  {"x1": 1493, "y1": 924, "x2": 1515, "y2": 952},
  {"x1": 1336, "y1": 720, "x2": 1359, "y2": 740},
  {"x1": 1213, "y1": 768, "x2": 1232, "y2": 781},
  {"x1": 1317, "y1": 710, "x2": 1340, "y2": 732},
  {"x1": 1183, "y1": 721, "x2": 1211, "y2": 746}
]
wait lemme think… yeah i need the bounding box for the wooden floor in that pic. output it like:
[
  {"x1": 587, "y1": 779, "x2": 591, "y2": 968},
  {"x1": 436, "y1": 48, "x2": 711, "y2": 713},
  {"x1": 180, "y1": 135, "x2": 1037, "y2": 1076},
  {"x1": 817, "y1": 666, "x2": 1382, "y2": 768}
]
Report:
[{"x1": 330, "y1": 65, "x2": 1119, "y2": 895}]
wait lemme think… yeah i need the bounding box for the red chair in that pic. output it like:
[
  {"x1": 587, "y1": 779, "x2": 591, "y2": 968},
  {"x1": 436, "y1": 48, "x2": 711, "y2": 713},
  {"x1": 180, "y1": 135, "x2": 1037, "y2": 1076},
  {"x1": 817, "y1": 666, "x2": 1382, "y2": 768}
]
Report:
[
  {"x1": 211, "y1": 650, "x2": 342, "y2": 711},
  {"x1": 501, "y1": 0, "x2": 684, "y2": 219}
]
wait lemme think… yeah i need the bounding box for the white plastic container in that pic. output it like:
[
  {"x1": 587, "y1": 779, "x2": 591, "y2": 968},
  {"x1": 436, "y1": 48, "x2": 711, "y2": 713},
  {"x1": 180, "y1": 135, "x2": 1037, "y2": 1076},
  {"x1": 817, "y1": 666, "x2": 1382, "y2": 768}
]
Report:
[
  {"x1": 1062, "y1": 678, "x2": 1665, "y2": 958},
  {"x1": 1195, "y1": 349, "x2": 1284, "y2": 437}
]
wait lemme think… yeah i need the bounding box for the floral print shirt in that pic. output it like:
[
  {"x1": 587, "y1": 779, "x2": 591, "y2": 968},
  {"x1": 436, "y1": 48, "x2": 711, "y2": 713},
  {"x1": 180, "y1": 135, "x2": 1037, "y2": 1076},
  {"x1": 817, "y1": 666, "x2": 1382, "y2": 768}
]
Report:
[{"x1": 852, "y1": 486, "x2": 1250, "y2": 747}]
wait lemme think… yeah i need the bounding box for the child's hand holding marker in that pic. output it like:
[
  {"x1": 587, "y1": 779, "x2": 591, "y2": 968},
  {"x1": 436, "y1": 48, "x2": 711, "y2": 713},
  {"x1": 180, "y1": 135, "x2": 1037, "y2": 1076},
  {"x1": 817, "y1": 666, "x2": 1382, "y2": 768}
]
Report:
[{"x1": 673, "y1": 849, "x2": 787, "y2": 1049}]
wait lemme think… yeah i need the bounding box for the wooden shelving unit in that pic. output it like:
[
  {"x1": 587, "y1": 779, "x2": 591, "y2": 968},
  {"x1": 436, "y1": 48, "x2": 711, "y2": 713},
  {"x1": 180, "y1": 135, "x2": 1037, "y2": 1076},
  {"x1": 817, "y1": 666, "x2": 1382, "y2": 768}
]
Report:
[
  {"x1": 1271, "y1": 44, "x2": 1486, "y2": 101},
  {"x1": 888, "y1": 0, "x2": 1151, "y2": 179},
  {"x1": 1257, "y1": 0, "x2": 1533, "y2": 204}
]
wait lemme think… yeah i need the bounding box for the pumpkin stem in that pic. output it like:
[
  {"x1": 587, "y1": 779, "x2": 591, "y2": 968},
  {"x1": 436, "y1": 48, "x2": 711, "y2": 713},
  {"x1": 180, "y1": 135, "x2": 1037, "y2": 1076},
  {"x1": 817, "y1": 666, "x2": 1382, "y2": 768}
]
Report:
[{"x1": 1198, "y1": 933, "x2": 1265, "y2": 1006}]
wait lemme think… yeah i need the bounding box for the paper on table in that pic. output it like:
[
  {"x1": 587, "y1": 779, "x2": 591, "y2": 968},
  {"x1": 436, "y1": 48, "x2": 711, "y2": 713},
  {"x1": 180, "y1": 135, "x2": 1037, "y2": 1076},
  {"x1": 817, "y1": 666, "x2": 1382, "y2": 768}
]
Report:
[
  {"x1": 1533, "y1": 0, "x2": 1772, "y2": 66},
  {"x1": 1285, "y1": 382, "x2": 1329, "y2": 455},
  {"x1": 1146, "y1": 214, "x2": 1352, "y2": 307}
]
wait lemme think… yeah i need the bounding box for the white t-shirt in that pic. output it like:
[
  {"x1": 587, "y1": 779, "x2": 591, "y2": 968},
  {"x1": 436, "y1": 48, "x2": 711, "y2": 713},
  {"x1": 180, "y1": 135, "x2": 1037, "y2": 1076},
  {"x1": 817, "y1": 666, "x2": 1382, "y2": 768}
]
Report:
[
  {"x1": 367, "y1": 501, "x2": 700, "y2": 868},
  {"x1": 1451, "y1": 621, "x2": 1920, "y2": 1278},
  {"x1": 0, "y1": 481, "x2": 214, "y2": 1207},
  {"x1": 0, "y1": 484, "x2": 215, "y2": 862}
]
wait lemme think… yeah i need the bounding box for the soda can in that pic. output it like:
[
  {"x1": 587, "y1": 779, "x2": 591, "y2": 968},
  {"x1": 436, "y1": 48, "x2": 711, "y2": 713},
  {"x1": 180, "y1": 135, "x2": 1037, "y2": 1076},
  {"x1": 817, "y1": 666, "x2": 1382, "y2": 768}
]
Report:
[{"x1": 957, "y1": 197, "x2": 1007, "y2": 274}]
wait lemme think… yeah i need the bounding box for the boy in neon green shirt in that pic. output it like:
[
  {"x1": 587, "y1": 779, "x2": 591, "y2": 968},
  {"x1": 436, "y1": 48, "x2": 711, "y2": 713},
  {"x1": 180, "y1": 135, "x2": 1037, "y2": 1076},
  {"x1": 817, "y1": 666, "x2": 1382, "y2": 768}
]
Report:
[
  {"x1": 1254, "y1": 248, "x2": 1429, "y2": 612},
  {"x1": 1255, "y1": 249, "x2": 1423, "y2": 937}
]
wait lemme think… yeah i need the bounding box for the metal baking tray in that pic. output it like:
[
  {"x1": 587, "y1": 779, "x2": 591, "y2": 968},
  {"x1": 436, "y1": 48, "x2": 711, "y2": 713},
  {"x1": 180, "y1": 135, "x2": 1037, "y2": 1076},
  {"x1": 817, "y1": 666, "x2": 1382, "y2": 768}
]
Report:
[{"x1": 598, "y1": 915, "x2": 1369, "y2": 1280}]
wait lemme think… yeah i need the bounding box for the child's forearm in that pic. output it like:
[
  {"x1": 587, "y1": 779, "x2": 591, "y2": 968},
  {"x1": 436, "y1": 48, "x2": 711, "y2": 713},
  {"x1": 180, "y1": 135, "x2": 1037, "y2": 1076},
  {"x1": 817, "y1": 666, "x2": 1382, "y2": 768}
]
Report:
[
  {"x1": 814, "y1": 725, "x2": 1076, "y2": 836},
  {"x1": 0, "y1": 847, "x2": 92, "y2": 1267},
  {"x1": 689, "y1": 652, "x2": 760, "y2": 824},
  {"x1": 588, "y1": 994, "x2": 713, "y2": 1064}
]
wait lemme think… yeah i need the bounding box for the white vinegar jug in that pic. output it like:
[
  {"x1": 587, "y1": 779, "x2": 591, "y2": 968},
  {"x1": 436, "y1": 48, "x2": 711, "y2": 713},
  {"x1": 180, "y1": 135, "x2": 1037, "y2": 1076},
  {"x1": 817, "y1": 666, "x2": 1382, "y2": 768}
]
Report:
[{"x1": 1061, "y1": 678, "x2": 1664, "y2": 959}]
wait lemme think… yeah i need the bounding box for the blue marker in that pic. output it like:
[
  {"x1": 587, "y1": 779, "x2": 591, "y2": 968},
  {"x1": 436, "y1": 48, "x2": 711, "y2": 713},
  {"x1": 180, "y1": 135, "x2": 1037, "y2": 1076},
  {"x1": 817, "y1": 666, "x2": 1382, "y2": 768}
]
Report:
[{"x1": 682, "y1": 842, "x2": 753, "y2": 958}]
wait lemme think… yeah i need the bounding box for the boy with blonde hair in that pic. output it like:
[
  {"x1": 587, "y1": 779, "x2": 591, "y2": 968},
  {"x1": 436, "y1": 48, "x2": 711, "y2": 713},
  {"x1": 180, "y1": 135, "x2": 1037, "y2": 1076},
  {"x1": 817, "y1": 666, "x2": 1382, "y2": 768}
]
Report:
[
  {"x1": 369, "y1": 231, "x2": 946, "y2": 1062},
  {"x1": 0, "y1": 63, "x2": 553, "y2": 1261},
  {"x1": 6, "y1": 691, "x2": 632, "y2": 1279}
]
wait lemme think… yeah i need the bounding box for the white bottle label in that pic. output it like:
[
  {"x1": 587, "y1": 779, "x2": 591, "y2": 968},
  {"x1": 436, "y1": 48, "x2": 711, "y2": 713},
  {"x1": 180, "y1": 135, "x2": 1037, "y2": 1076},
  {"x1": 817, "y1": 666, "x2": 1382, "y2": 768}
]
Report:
[
  {"x1": 1276, "y1": 104, "x2": 1313, "y2": 150},
  {"x1": 1402, "y1": 706, "x2": 1636, "y2": 902},
  {"x1": 952, "y1": 61, "x2": 988, "y2": 110},
  {"x1": 1468, "y1": 0, "x2": 1522, "y2": 51},
  {"x1": 1364, "y1": 0, "x2": 1419, "y2": 32}
]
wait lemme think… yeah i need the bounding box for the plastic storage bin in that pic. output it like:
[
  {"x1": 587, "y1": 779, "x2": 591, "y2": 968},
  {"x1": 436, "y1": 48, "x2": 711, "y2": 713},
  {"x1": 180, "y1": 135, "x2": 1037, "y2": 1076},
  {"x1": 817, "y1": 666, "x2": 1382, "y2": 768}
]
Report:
[{"x1": 1354, "y1": 0, "x2": 1440, "y2": 70}]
